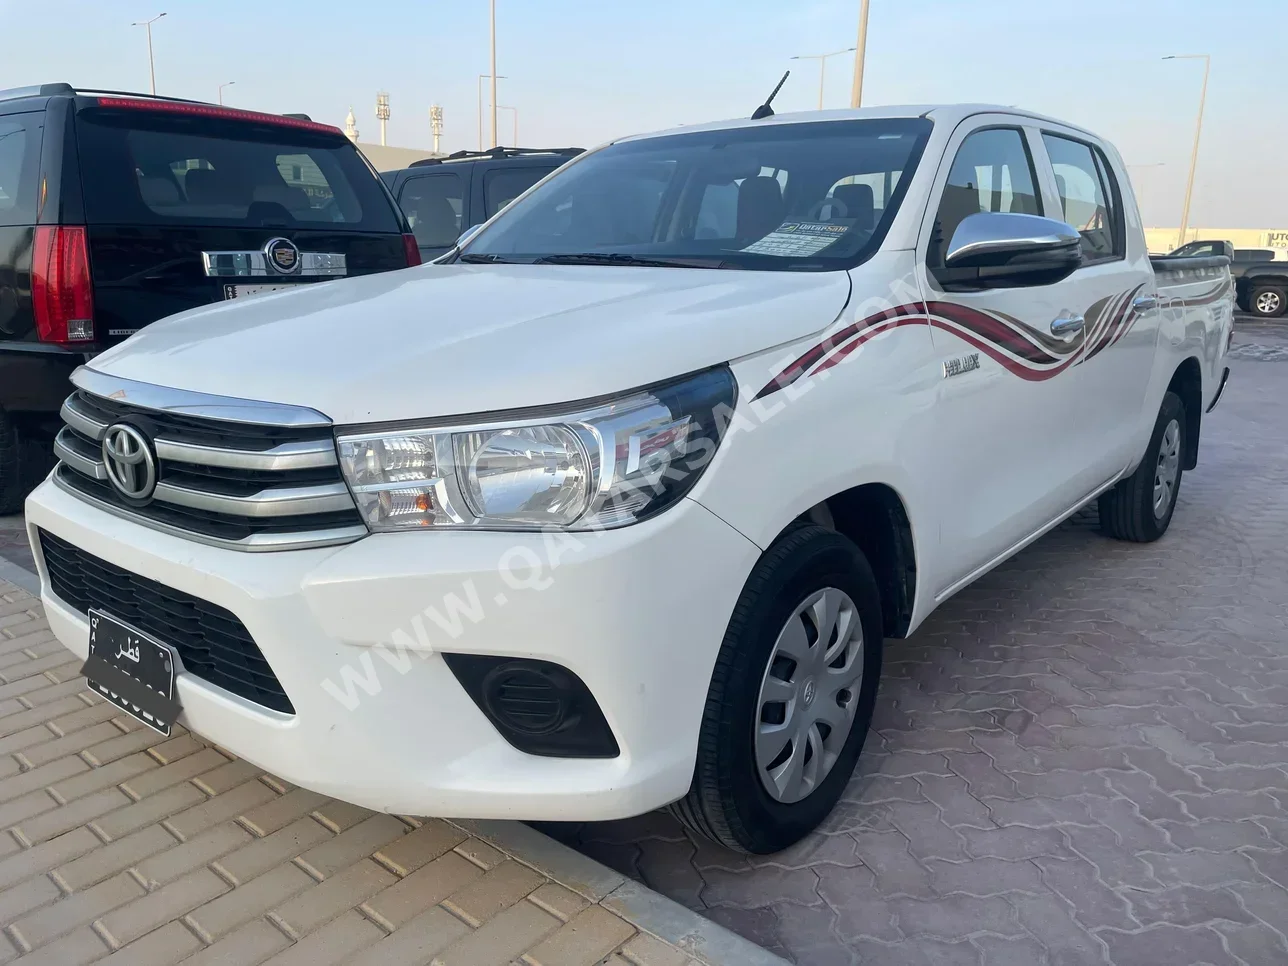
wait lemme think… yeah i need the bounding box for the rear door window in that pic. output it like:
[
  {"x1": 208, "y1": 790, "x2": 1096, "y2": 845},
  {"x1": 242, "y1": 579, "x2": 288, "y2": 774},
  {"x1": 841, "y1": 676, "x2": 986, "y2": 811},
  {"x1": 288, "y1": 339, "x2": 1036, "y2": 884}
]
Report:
[
  {"x1": 74, "y1": 110, "x2": 401, "y2": 232},
  {"x1": 399, "y1": 173, "x2": 465, "y2": 248},
  {"x1": 483, "y1": 165, "x2": 553, "y2": 219},
  {"x1": 1042, "y1": 133, "x2": 1122, "y2": 262},
  {"x1": 0, "y1": 113, "x2": 41, "y2": 225}
]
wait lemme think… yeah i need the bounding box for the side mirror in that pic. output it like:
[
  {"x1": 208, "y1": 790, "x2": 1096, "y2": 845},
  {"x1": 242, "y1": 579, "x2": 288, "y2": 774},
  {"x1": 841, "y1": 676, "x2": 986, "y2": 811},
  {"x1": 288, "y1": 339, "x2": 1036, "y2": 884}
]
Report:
[
  {"x1": 455, "y1": 224, "x2": 483, "y2": 249},
  {"x1": 942, "y1": 212, "x2": 1082, "y2": 289}
]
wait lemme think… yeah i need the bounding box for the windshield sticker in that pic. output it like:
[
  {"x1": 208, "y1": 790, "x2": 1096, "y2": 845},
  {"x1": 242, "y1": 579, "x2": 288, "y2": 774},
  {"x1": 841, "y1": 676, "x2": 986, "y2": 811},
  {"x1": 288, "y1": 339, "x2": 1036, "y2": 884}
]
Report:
[{"x1": 741, "y1": 221, "x2": 851, "y2": 257}]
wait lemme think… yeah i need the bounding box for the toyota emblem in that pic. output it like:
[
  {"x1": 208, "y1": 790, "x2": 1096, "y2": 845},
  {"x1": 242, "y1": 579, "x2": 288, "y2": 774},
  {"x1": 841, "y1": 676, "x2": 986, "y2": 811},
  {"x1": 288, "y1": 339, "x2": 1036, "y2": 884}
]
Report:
[{"x1": 102, "y1": 424, "x2": 157, "y2": 501}]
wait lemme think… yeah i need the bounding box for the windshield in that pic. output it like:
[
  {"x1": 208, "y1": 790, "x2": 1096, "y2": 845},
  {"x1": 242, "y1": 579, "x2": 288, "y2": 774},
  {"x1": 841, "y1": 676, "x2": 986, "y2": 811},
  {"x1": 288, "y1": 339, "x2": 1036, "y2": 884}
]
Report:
[{"x1": 462, "y1": 118, "x2": 932, "y2": 271}]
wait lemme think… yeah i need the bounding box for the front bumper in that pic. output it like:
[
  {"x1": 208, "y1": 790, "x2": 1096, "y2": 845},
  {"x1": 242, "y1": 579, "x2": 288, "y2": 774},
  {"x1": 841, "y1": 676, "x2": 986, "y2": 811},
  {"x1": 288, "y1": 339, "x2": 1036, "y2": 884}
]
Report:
[{"x1": 26, "y1": 480, "x2": 759, "y2": 820}]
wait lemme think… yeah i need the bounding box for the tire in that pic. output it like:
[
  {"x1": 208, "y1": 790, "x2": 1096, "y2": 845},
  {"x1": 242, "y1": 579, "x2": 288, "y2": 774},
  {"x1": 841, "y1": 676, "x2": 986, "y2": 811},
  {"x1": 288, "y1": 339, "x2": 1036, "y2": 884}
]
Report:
[
  {"x1": 1249, "y1": 285, "x2": 1287, "y2": 319},
  {"x1": 0, "y1": 412, "x2": 55, "y2": 515},
  {"x1": 1099, "y1": 391, "x2": 1185, "y2": 543},
  {"x1": 669, "y1": 524, "x2": 884, "y2": 853}
]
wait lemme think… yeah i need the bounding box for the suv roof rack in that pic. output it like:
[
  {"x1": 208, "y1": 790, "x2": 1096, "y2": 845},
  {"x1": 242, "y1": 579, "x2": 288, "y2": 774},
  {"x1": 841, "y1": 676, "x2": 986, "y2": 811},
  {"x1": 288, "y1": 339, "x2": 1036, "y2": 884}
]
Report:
[
  {"x1": 410, "y1": 146, "x2": 584, "y2": 167},
  {"x1": 0, "y1": 82, "x2": 75, "y2": 102}
]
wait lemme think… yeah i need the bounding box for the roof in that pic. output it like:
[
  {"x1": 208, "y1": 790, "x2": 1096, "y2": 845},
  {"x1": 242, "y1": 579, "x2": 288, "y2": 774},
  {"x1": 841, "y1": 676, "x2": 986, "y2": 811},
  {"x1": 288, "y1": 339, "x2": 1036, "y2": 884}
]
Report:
[{"x1": 614, "y1": 103, "x2": 1101, "y2": 144}]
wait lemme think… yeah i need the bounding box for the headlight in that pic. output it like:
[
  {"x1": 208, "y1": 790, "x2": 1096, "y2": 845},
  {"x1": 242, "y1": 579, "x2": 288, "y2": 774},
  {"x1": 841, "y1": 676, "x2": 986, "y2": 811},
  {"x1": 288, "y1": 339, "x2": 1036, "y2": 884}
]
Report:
[{"x1": 336, "y1": 366, "x2": 737, "y2": 532}]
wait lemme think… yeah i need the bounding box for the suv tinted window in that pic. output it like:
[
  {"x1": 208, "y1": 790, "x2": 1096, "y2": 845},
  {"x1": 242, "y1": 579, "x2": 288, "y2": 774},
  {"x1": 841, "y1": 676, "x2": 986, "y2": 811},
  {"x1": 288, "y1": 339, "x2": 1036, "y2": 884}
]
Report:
[
  {"x1": 929, "y1": 127, "x2": 1041, "y2": 267},
  {"x1": 399, "y1": 173, "x2": 464, "y2": 248},
  {"x1": 1042, "y1": 134, "x2": 1120, "y2": 261},
  {"x1": 0, "y1": 113, "x2": 40, "y2": 225},
  {"x1": 464, "y1": 119, "x2": 932, "y2": 271},
  {"x1": 74, "y1": 111, "x2": 400, "y2": 232},
  {"x1": 483, "y1": 166, "x2": 550, "y2": 219}
]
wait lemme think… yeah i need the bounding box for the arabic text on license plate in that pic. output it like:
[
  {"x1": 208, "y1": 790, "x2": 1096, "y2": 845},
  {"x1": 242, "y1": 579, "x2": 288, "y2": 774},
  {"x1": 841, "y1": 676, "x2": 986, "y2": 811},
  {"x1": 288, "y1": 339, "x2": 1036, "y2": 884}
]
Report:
[
  {"x1": 223, "y1": 283, "x2": 296, "y2": 300},
  {"x1": 81, "y1": 609, "x2": 181, "y2": 736}
]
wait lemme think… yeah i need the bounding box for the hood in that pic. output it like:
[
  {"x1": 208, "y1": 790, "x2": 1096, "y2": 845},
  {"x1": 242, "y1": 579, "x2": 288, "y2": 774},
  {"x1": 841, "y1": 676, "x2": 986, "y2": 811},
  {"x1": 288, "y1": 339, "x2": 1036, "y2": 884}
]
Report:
[{"x1": 88, "y1": 261, "x2": 854, "y2": 425}]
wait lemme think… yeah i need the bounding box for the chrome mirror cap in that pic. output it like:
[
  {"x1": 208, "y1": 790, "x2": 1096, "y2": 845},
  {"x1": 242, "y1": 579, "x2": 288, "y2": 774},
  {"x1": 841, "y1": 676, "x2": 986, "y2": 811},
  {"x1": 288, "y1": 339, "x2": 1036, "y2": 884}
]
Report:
[{"x1": 945, "y1": 212, "x2": 1081, "y2": 267}]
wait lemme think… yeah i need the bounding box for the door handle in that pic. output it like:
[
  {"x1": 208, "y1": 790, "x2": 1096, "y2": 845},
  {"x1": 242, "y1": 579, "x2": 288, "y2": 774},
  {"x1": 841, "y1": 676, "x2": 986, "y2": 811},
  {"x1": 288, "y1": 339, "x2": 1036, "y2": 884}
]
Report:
[
  {"x1": 1050, "y1": 314, "x2": 1085, "y2": 338},
  {"x1": 1133, "y1": 295, "x2": 1159, "y2": 311}
]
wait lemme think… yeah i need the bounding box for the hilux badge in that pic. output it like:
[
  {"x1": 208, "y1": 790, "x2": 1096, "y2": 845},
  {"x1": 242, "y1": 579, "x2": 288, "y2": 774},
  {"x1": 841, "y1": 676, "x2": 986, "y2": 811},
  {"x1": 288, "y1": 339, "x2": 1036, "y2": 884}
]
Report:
[{"x1": 944, "y1": 353, "x2": 981, "y2": 378}]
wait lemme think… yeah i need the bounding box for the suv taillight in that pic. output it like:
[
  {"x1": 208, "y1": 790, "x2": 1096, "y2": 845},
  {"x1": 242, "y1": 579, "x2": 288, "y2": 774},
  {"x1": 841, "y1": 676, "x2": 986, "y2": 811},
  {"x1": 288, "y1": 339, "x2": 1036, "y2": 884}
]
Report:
[
  {"x1": 402, "y1": 233, "x2": 422, "y2": 267},
  {"x1": 32, "y1": 226, "x2": 95, "y2": 345}
]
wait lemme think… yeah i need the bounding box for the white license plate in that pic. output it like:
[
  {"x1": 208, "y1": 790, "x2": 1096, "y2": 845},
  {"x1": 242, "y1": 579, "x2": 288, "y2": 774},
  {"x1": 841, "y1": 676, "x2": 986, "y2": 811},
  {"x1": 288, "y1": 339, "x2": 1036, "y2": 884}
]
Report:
[{"x1": 222, "y1": 283, "x2": 297, "y2": 301}]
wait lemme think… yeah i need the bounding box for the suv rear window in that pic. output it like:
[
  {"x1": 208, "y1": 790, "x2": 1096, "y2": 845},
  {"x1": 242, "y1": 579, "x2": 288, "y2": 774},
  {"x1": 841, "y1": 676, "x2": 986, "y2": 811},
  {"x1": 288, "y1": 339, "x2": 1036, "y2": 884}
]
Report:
[
  {"x1": 74, "y1": 110, "x2": 401, "y2": 232},
  {"x1": 0, "y1": 112, "x2": 41, "y2": 225}
]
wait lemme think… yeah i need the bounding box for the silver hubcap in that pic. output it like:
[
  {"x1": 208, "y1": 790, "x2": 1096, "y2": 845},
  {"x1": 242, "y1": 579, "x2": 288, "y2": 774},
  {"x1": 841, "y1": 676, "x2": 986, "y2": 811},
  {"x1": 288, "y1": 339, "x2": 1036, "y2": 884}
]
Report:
[
  {"x1": 1153, "y1": 418, "x2": 1181, "y2": 519},
  {"x1": 755, "y1": 587, "x2": 864, "y2": 804},
  {"x1": 1256, "y1": 291, "x2": 1282, "y2": 315}
]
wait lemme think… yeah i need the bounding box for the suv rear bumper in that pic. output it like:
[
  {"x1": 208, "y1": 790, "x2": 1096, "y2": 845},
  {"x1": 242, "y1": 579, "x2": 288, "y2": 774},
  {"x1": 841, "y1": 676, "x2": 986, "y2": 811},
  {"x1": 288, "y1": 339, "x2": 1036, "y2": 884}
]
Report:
[{"x1": 26, "y1": 479, "x2": 759, "y2": 820}]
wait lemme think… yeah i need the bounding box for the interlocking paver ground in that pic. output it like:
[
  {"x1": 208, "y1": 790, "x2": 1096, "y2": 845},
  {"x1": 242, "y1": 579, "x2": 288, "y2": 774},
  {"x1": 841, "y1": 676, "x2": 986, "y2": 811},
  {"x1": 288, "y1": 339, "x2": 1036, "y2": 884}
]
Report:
[
  {"x1": 545, "y1": 325, "x2": 1288, "y2": 965},
  {"x1": 0, "y1": 582, "x2": 770, "y2": 965}
]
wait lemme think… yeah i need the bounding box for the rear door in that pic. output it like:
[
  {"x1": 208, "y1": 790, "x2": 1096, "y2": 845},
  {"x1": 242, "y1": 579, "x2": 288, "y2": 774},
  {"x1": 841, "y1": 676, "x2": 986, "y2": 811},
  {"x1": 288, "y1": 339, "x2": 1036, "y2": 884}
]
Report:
[
  {"x1": 1030, "y1": 128, "x2": 1156, "y2": 476},
  {"x1": 396, "y1": 169, "x2": 467, "y2": 261},
  {"x1": 73, "y1": 101, "x2": 409, "y2": 345}
]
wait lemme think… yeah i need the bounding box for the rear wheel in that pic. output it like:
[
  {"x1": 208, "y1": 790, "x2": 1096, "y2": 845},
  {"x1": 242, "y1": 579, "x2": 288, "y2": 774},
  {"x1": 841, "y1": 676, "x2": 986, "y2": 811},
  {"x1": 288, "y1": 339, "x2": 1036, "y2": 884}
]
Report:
[
  {"x1": 670, "y1": 525, "x2": 884, "y2": 853},
  {"x1": 1250, "y1": 285, "x2": 1287, "y2": 318},
  {"x1": 1099, "y1": 391, "x2": 1185, "y2": 543}
]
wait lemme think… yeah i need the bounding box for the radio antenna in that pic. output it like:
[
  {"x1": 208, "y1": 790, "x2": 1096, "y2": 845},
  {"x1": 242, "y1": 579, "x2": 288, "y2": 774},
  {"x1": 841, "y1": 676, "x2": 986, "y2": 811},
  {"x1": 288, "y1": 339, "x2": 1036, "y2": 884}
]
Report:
[{"x1": 751, "y1": 71, "x2": 790, "y2": 120}]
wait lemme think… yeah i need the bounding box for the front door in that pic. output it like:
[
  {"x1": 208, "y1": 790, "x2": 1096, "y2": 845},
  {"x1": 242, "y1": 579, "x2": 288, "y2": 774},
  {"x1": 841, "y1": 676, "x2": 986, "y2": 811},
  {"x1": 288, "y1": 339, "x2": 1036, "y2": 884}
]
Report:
[{"x1": 914, "y1": 119, "x2": 1119, "y2": 599}]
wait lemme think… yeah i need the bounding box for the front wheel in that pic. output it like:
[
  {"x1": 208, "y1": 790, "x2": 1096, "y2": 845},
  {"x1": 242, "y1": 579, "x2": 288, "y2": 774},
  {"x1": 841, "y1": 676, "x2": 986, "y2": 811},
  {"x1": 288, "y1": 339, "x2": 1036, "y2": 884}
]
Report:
[
  {"x1": 1250, "y1": 285, "x2": 1287, "y2": 319},
  {"x1": 669, "y1": 525, "x2": 884, "y2": 853},
  {"x1": 1099, "y1": 391, "x2": 1185, "y2": 542}
]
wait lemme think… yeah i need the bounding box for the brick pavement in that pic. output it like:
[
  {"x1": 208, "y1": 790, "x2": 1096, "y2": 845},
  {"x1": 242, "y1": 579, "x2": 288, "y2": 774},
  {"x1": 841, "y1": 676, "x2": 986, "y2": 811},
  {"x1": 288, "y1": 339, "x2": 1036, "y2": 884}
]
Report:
[
  {"x1": 0, "y1": 580, "x2": 771, "y2": 966},
  {"x1": 546, "y1": 344, "x2": 1288, "y2": 964}
]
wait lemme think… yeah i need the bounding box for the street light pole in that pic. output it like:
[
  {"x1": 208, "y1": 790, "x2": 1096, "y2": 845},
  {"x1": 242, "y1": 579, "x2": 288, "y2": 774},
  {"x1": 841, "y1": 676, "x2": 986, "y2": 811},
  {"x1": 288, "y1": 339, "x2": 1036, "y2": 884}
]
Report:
[
  {"x1": 497, "y1": 106, "x2": 518, "y2": 146},
  {"x1": 1163, "y1": 54, "x2": 1210, "y2": 249},
  {"x1": 477, "y1": 74, "x2": 507, "y2": 150},
  {"x1": 489, "y1": 0, "x2": 498, "y2": 149},
  {"x1": 217, "y1": 81, "x2": 234, "y2": 105},
  {"x1": 850, "y1": 0, "x2": 870, "y2": 108},
  {"x1": 790, "y1": 47, "x2": 857, "y2": 110},
  {"x1": 130, "y1": 12, "x2": 167, "y2": 95}
]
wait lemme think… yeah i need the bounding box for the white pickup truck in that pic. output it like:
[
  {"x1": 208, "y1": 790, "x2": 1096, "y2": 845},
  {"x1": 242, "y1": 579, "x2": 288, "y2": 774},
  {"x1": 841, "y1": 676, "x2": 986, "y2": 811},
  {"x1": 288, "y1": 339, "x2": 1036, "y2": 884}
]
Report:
[{"x1": 27, "y1": 104, "x2": 1233, "y2": 854}]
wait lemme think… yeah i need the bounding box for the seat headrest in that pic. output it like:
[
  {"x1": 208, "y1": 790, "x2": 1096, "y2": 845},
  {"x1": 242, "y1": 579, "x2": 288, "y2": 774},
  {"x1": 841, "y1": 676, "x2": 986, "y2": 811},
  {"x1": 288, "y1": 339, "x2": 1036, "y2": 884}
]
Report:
[
  {"x1": 830, "y1": 183, "x2": 875, "y2": 230},
  {"x1": 736, "y1": 176, "x2": 785, "y2": 243},
  {"x1": 138, "y1": 176, "x2": 180, "y2": 207}
]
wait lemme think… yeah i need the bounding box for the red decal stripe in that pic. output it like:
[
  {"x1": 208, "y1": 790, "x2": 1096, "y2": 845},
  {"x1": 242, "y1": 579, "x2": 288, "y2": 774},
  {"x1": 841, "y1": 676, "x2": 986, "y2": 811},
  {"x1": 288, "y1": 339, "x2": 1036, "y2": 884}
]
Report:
[{"x1": 924, "y1": 302, "x2": 1062, "y2": 365}]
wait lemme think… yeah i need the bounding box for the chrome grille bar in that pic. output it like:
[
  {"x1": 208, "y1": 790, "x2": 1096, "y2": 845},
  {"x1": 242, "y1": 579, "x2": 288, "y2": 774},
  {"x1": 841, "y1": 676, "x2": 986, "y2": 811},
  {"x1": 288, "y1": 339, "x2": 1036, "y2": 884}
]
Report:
[
  {"x1": 153, "y1": 481, "x2": 355, "y2": 518},
  {"x1": 154, "y1": 438, "x2": 338, "y2": 471}
]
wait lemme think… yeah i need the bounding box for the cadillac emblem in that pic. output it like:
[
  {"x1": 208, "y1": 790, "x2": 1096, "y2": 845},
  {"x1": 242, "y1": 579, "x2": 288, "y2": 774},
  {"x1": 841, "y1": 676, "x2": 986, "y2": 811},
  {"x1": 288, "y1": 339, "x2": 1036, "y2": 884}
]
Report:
[{"x1": 263, "y1": 237, "x2": 301, "y2": 275}]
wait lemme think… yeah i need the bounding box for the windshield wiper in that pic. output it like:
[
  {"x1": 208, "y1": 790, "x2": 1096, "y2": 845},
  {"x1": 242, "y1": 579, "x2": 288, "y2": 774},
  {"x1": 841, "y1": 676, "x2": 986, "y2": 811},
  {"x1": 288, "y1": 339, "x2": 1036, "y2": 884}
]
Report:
[
  {"x1": 531, "y1": 252, "x2": 729, "y2": 269},
  {"x1": 458, "y1": 253, "x2": 519, "y2": 264}
]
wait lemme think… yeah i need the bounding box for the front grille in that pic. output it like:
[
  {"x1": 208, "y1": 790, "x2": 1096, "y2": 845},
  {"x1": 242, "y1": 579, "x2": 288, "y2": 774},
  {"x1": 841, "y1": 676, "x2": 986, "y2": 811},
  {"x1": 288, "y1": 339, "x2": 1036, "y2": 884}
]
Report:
[
  {"x1": 55, "y1": 387, "x2": 366, "y2": 552},
  {"x1": 40, "y1": 530, "x2": 295, "y2": 714}
]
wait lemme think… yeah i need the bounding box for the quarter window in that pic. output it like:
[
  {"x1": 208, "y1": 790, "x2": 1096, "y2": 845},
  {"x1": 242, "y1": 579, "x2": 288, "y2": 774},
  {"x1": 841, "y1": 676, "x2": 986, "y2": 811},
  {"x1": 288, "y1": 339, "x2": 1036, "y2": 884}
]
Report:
[
  {"x1": 0, "y1": 114, "x2": 39, "y2": 224},
  {"x1": 1042, "y1": 134, "x2": 1121, "y2": 261},
  {"x1": 929, "y1": 128, "x2": 1041, "y2": 267},
  {"x1": 483, "y1": 166, "x2": 551, "y2": 219},
  {"x1": 399, "y1": 173, "x2": 465, "y2": 248}
]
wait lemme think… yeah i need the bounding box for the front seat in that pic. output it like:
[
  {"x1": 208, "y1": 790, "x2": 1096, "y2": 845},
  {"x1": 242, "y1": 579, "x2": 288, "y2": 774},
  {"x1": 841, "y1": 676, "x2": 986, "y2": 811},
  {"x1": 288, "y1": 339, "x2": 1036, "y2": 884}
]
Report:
[{"x1": 736, "y1": 176, "x2": 786, "y2": 244}]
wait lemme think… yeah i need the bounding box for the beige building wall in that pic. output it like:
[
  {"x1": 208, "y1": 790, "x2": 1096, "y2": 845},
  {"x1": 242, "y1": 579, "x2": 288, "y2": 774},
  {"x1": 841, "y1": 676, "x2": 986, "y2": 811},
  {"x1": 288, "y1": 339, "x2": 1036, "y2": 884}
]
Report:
[
  {"x1": 354, "y1": 142, "x2": 445, "y2": 173},
  {"x1": 1145, "y1": 227, "x2": 1288, "y2": 254}
]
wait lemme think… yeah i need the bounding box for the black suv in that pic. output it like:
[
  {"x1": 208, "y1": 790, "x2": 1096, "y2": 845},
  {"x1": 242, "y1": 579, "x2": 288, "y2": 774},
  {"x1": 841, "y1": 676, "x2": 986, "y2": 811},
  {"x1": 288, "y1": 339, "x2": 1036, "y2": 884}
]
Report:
[
  {"x1": 382, "y1": 147, "x2": 582, "y2": 261},
  {"x1": 0, "y1": 83, "x2": 418, "y2": 512}
]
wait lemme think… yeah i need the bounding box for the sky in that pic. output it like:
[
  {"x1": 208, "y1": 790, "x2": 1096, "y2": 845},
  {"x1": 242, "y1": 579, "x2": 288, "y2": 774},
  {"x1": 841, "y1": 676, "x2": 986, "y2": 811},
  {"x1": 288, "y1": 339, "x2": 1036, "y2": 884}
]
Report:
[{"x1": 2, "y1": 0, "x2": 1284, "y2": 228}]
